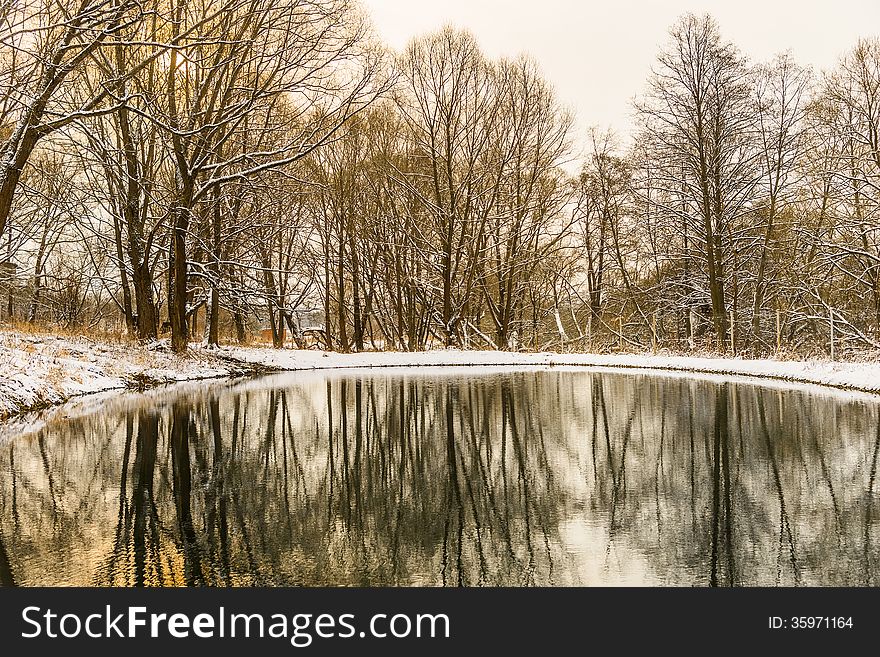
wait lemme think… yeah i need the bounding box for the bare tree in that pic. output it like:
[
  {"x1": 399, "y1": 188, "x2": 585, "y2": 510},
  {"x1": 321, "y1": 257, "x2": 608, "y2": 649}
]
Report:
[
  {"x1": 636, "y1": 14, "x2": 760, "y2": 348},
  {"x1": 0, "y1": 0, "x2": 145, "y2": 241},
  {"x1": 571, "y1": 130, "x2": 630, "y2": 344},
  {"x1": 749, "y1": 53, "x2": 810, "y2": 342},
  {"x1": 153, "y1": 0, "x2": 385, "y2": 351},
  {"x1": 396, "y1": 27, "x2": 501, "y2": 346}
]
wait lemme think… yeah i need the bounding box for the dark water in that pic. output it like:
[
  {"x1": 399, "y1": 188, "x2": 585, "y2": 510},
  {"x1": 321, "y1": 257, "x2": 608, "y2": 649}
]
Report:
[{"x1": 1, "y1": 368, "x2": 879, "y2": 587}]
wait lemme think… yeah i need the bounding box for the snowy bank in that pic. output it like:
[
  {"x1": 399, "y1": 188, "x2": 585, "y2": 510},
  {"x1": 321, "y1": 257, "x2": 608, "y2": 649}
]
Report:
[
  {"x1": 220, "y1": 347, "x2": 880, "y2": 395},
  {"x1": 0, "y1": 332, "x2": 263, "y2": 420},
  {"x1": 3, "y1": 330, "x2": 879, "y2": 422}
]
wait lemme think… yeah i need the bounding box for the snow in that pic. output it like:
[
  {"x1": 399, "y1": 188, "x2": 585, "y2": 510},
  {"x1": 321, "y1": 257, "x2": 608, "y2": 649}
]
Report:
[
  {"x1": 219, "y1": 347, "x2": 880, "y2": 395},
  {"x1": 0, "y1": 332, "x2": 253, "y2": 420},
  {"x1": 2, "y1": 328, "x2": 879, "y2": 421}
]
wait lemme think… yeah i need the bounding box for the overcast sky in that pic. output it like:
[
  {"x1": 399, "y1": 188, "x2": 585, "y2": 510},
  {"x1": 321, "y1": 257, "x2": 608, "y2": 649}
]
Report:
[{"x1": 361, "y1": 0, "x2": 880, "y2": 157}]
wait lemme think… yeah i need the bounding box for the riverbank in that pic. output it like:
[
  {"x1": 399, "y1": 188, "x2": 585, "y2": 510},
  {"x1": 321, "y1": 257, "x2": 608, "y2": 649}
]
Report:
[
  {"x1": 2, "y1": 329, "x2": 879, "y2": 421},
  {"x1": 0, "y1": 331, "x2": 266, "y2": 420},
  {"x1": 221, "y1": 347, "x2": 880, "y2": 394}
]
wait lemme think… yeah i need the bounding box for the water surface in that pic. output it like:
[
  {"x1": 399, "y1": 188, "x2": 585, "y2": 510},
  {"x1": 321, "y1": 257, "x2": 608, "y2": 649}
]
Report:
[{"x1": 1, "y1": 368, "x2": 878, "y2": 586}]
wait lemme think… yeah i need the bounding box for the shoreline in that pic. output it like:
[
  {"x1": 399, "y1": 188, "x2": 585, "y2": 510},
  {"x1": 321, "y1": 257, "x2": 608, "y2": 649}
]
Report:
[
  {"x1": 216, "y1": 347, "x2": 880, "y2": 395},
  {"x1": 0, "y1": 331, "x2": 275, "y2": 422},
  {"x1": 2, "y1": 330, "x2": 880, "y2": 423}
]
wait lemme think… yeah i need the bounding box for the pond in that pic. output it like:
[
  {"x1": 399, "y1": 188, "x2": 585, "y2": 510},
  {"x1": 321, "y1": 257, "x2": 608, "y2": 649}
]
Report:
[{"x1": 0, "y1": 367, "x2": 878, "y2": 586}]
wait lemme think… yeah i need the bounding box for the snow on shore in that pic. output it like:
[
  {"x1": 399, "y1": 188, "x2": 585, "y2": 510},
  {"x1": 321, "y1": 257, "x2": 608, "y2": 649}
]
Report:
[
  {"x1": 220, "y1": 346, "x2": 880, "y2": 395},
  {"x1": 2, "y1": 328, "x2": 879, "y2": 421},
  {"x1": 0, "y1": 332, "x2": 242, "y2": 420}
]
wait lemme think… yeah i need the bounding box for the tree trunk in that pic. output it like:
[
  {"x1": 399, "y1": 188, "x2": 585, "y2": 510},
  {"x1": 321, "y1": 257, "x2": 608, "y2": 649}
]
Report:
[
  {"x1": 0, "y1": 127, "x2": 42, "y2": 241},
  {"x1": 233, "y1": 305, "x2": 247, "y2": 344},
  {"x1": 112, "y1": 213, "x2": 134, "y2": 331},
  {"x1": 169, "y1": 204, "x2": 190, "y2": 353},
  {"x1": 119, "y1": 93, "x2": 158, "y2": 340},
  {"x1": 336, "y1": 231, "x2": 349, "y2": 353},
  {"x1": 208, "y1": 189, "x2": 223, "y2": 346}
]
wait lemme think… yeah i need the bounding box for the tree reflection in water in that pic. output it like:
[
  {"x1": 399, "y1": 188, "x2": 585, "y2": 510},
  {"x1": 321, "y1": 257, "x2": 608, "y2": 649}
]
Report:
[{"x1": 0, "y1": 369, "x2": 878, "y2": 586}]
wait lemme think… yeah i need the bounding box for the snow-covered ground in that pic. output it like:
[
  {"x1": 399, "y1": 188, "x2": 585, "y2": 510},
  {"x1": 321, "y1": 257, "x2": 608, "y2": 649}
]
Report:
[
  {"x1": 2, "y1": 329, "x2": 879, "y2": 421},
  {"x1": 0, "y1": 332, "x2": 255, "y2": 420},
  {"x1": 220, "y1": 346, "x2": 880, "y2": 395}
]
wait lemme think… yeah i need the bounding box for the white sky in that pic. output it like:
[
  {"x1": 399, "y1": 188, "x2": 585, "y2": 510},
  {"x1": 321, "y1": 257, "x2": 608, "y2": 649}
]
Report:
[{"x1": 361, "y1": 0, "x2": 880, "y2": 158}]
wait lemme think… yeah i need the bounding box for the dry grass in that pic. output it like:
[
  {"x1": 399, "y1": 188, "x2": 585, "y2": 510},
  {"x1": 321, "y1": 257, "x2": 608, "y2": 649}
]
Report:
[
  {"x1": 0, "y1": 319, "x2": 133, "y2": 345},
  {"x1": 0, "y1": 324, "x2": 263, "y2": 421},
  {"x1": 44, "y1": 366, "x2": 66, "y2": 387}
]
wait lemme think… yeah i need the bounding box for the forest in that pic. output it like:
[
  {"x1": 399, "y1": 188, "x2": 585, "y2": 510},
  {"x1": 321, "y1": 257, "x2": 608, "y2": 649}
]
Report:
[{"x1": 1, "y1": 1, "x2": 879, "y2": 358}]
